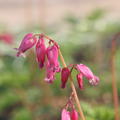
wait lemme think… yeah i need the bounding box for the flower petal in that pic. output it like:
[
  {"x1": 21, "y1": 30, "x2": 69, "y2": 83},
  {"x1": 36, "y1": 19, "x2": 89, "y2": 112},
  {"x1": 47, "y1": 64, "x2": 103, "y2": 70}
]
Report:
[
  {"x1": 44, "y1": 61, "x2": 55, "y2": 83},
  {"x1": 76, "y1": 64, "x2": 94, "y2": 80},
  {"x1": 47, "y1": 45, "x2": 61, "y2": 72},
  {"x1": 61, "y1": 109, "x2": 71, "y2": 120},
  {"x1": 76, "y1": 64, "x2": 99, "y2": 86},
  {"x1": 36, "y1": 37, "x2": 46, "y2": 68},
  {"x1": 89, "y1": 75, "x2": 99, "y2": 86}
]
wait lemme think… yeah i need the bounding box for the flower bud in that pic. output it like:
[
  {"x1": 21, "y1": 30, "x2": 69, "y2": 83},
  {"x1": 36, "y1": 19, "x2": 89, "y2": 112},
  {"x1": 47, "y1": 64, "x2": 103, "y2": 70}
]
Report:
[
  {"x1": 61, "y1": 109, "x2": 71, "y2": 120},
  {"x1": 70, "y1": 109, "x2": 78, "y2": 120},
  {"x1": 77, "y1": 73, "x2": 83, "y2": 89},
  {"x1": 61, "y1": 67, "x2": 70, "y2": 88},
  {"x1": 15, "y1": 33, "x2": 37, "y2": 57}
]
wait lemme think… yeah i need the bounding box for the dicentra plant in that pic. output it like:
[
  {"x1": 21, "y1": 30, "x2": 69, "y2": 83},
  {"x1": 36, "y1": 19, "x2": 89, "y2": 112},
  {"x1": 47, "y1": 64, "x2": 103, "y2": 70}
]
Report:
[{"x1": 15, "y1": 33, "x2": 100, "y2": 120}]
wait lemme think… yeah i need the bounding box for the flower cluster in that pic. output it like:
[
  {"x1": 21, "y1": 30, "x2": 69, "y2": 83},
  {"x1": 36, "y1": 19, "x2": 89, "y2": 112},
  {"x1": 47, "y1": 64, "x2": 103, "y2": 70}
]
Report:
[
  {"x1": 61, "y1": 93, "x2": 78, "y2": 120},
  {"x1": 16, "y1": 33, "x2": 100, "y2": 119},
  {"x1": 61, "y1": 64, "x2": 99, "y2": 89},
  {"x1": 76, "y1": 64, "x2": 99, "y2": 87},
  {"x1": 15, "y1": 33, "x2": 61, "y2": 83},
  {"x1": 61, "y1": 109, "x2": 78, "y2": 120},
  {"x1": 15, "y1": 33, "x2": 99, "y2": 88}
]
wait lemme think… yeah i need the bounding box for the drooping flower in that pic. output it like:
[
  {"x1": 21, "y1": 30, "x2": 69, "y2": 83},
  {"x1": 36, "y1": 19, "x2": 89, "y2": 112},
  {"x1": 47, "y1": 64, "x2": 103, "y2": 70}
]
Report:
[
  {"x1": 70, "y1": 109, "x2": 78, "y2": 120},
  {"x1": 15, "y1": 33, "x2": 37, "y2": 57},
  {"x1": 44, "y1": 61, "x2": 56, "y2": 83},
  {"x1": 36, "y1": 37, "x2": 46, "y2": 68},
  {"x1": 61, "y1": 109, "x2": 71, "y2": 120},
  {"x1": 46, "y1": 45, "x2": 61, "y2": 72},
  {"x1": 44, "y1": 44, "x2": 61, "y2": 83},
  {"x1": 77, "y1": 73, "x2": 83, "y2": 89},
  {"x1": 61, "y1": 67, "x2": 70, "y2": 88},
  {"x1": 76, "y1": 64, "x2": 99, "y2": 86}
]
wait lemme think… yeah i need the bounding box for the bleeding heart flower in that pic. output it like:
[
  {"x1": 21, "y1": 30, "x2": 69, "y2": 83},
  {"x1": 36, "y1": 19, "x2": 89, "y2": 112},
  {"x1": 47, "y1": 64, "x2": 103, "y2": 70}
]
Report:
[
  {"x1": 61, "y1": 67, "x2": 70, "y2": 88},
  {"x1": 44, "y1": 61, "x2": 56, "y2": 83},
  {"x1": 70, "y1": 109, "x2": 78, "y2": 120},
  {"x1": 15, "y1": 33, "x2": 37, "y2": 57},
  {"x1": 46, "y1": 45, "x2": 61, "y2": 73},
  {"x1": 44, "y1": 44, "x2": 61, "y2": 83},
  {"x1": 76, "y1": 64, "x2": 99, "y2": 86},
  {"x1": 77, "y1": 73, "x2": 83, "y2": 89},
  {"x1": 61, "y1": 109, "x2": 71, "y2": 120},
  {"x1": 36, "y1": 37, "x2": 46, "y2": 68}
]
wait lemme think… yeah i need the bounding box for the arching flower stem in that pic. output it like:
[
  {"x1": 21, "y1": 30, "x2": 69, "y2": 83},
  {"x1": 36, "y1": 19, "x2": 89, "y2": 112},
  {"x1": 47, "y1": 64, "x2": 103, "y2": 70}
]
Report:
[
  {"x1": 58, "y1": 49, "x2": 86, "y2": 120},
  {"x1": 39, "y1": 34, "x2": 86, "y2": 120}
]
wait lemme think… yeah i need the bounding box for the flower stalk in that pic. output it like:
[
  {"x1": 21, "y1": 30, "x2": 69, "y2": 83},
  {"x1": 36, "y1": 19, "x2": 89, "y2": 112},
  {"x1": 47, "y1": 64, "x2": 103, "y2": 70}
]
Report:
[
  {"x1": 111, "y1": 33, "x2": 120, "y2": 120},
  {"x1": 58, "y1": 49, "x2": 86, "y2": 120},
  {"x1": 16, "y1": 33, "x2": 99, "y2": 120}
]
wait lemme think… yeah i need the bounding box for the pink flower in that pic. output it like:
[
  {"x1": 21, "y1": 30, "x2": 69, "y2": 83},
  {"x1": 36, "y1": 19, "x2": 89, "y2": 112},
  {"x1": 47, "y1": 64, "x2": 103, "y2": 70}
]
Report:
[
  {"x1": 15, "y1": 33, "x2": 37, "y2": 57},
  {"x1": 77, "y1": 73, "x2": 83, "y2": 89},
  {"x1": 44, "y1": 44, "x2": 61, "y2": 83},
  {"x1": 36, "y1": 37, "x2": 46, "y2": 68},
  {"x1": 61, "y1": 109, "x2": 71, "y2": 120},
  {"x1": 89, "y1": 75, "x2": 99, "y2": 86},
  {"x1": 44, "y1": 61, "x2": 56, "y2": 83},
  {"x1": 76, "y1": 64, "x2": 99, "y2": 86},
  {"x1": 46, "y1": 45, "x2": 61, "y2": 73},
  {"x1": 70, "y1": 109, "x2": 78, "y2": 120},
  {"x1": 0, "y1": 33, "x2": 13, "y2": 44},
  {"x1": 61, "y1": 67, "x2": 70, "y2": 88}
]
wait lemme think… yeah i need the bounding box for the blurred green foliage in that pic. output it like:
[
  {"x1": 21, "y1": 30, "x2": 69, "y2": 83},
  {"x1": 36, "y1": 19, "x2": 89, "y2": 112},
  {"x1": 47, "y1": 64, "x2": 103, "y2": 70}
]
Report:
[{"x1": 0, "y1": 9, "x2": 120, "y2": 120}]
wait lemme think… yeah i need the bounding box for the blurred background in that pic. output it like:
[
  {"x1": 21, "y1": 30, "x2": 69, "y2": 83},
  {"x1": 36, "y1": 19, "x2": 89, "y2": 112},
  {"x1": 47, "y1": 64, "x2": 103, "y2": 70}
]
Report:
[{"x1": 0, "y1": 0, "x2": 120, "y2": 120}]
